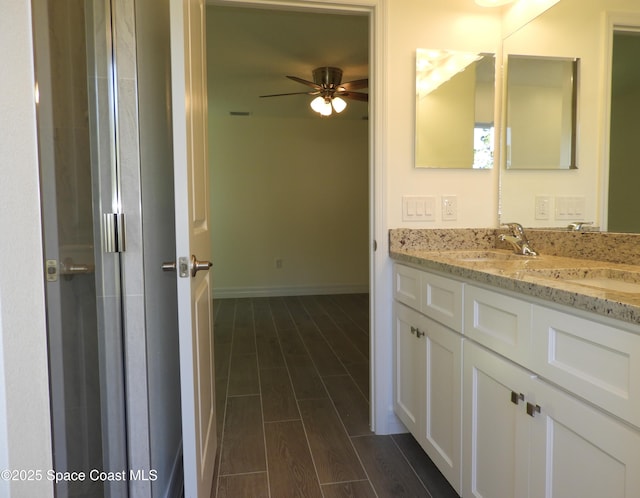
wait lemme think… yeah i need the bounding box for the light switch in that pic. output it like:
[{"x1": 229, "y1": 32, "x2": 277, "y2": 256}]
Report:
[
  {"x1": 402, "y1": 196, "x2": 436, "y2": 221},
  {"x1": 555, "y1": 196, "x2": 585, "y2": 220}
]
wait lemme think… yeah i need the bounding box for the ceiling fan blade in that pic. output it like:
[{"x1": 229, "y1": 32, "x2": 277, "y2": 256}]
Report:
[
  {"x1": 339, "y1": 91, "x2": 368, "y2": 102},
  {"x1": 338, "y1": 78, "x2": 368, "y2": 91},
  {"x1": 286, "y1": 75, "x2": 322, "y2": 90},
  {"x1": 259, "y1": 91, "x2": 319, "y2": 98}
]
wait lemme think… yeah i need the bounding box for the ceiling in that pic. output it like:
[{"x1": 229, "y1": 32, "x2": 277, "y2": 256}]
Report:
[{"x1": 206, "y1": 4, "x2": 370, "y2": 120}]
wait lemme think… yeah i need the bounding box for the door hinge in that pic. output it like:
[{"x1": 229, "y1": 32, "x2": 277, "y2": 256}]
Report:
[{"x1": 102, "y1": 213, "x2": 126, "y2": 253}]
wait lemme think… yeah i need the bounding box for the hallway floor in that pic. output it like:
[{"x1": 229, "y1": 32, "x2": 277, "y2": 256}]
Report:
[{"x1": 211, "y1": 294, "x2": 459, "y2": 498}]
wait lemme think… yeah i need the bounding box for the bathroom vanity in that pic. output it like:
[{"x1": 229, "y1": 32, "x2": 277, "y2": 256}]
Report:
[{"x1": 390, "y1": 228, "x2": 640, "y2": 498}]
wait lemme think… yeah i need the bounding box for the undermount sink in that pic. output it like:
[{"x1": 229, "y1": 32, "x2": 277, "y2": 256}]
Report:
[
  {"x1": 441, "y1": 250, "x2": 534, "y2": 262},
  {"x1": 518, "y1": 268, "x2": 640, "y2": 294}
]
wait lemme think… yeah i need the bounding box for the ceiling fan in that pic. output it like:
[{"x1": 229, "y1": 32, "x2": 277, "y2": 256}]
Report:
[{"x1": 260, "y1": 66, "x2": 368, "y2": 116}]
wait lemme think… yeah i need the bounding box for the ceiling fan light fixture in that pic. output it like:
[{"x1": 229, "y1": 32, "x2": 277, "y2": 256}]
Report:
[
  {"x1": 310, "y1": 96, "x2": 333, "y2": 116},
  {"x1": 331, "y1": 96, "x2": 347, "y2": 113},
  {"x1": 310, "y1": 96, "x2": 325, "y2": 113}
]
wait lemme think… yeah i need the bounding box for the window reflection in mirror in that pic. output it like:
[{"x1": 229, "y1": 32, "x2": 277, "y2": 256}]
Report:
[
  {"x1": 415, "y1": 49, "x2": 495, "y2": 169},
  {"x1": 505, "y1": 55, "x2": 578, "y2": 170}
]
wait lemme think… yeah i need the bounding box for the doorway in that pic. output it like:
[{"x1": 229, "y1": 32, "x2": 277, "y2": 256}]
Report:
[
  {"x1": 607, "y1": 29, "x2": 640, "y2": 233},
  {"x1": 32, "y1": 0, "x2": 128, "y2": 496},
  {"x1": 206, "y1": 0, "x2": 375, "y2": 411}
]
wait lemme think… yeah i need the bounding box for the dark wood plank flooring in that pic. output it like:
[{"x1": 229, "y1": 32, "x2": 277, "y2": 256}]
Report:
[{"x1": 212, "y1": 294, "x2": 459, "y2": 498}]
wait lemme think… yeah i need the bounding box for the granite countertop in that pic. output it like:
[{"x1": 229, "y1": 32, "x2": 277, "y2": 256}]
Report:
[{"x1": 389, "y1": 229, "x2": 640, "y2": 326}]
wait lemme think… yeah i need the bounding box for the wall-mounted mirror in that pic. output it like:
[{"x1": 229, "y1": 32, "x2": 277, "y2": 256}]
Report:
[
  {"x1": 499, "y1": 0, "x2": 616, "y2": 229},
  {"x1": 415, "y1": 49, "x2": 495, "y2": 169},
  {"x1": 505, "y1": 55, "x2": 578, "y2": 170},
  {"x1": 500, "y1": 0, "x2": 640, "y2": 231}
]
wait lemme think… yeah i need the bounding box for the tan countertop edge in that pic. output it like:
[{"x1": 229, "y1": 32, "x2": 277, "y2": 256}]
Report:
[{"x1": 390, "y1": 248, "x2": 640, "y2": 327}]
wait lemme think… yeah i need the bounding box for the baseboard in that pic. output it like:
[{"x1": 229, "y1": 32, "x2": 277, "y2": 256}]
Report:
[
  {"x1": 213, "y1": 283, "x2": 369, "y2": 299},
  {"x1": 163, "y1": 442, "x2": 183, "y2": 498}
]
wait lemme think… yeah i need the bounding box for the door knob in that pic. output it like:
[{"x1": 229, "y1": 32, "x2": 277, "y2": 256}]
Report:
[
  {"x1": 190, "y1": 255, "x2": 212, "y2": 277},
  {"x1": 162, "y1": 256, "x2": 212, "y2": 277},
  {"x1": 161, "y1": 261, "x2": 177, "y2": 271}
]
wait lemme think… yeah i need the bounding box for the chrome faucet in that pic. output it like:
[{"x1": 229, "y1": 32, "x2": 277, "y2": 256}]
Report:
[
  {"x1": 499, "y1": 222, "x2": 538, "y2": 256},
  {"x1": 567, "y1": 221, "x2": 593, "y2": 231}
]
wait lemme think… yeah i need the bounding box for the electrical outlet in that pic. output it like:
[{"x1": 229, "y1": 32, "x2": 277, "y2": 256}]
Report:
[
  {"x1": 535, "y1": 196, "x2": 551, "y2": 220},
  {"x1": 442, "y1": 195, "x2": 457, "y2": 221}
]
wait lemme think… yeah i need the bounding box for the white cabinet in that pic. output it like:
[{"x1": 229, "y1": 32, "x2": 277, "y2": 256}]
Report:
[
  {"x1": 464, "y1": 284, "x2": 532, "y2": 366},
  {"x1": 393, "y1": 264, "x2": 463, "y2": 494},
  {"x1": 463, "y1": 341, "x2": 532, "y2": 498},
  {"x1": 394, "y1": 302, "x2": 425, "y2": 436},
  {"x1": 529, "y1": 372, "x2": 640, "y2": 498},
  {"x1": 394, "y1": 261, "x2": 640, "y2": 498},
  {"x1": 464, "y1": 340, "x2": 640, "y2": 498},
  {"x1": 531, "y1": 305, "x2": 640, "y2": 427}
]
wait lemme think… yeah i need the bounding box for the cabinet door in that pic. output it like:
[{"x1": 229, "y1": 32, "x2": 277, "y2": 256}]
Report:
[
  {"x1": 463, "y1": 342, "x2": 532, "y2": 498},
  {"x1": 394, "y1": 302, "x2": 425, "y2": 436},
  {"x1": 529, "y1": 377, "x2": 640, "y2": 498},
  {"x1": 422, "y1": 317, "x2": 463, "y2": 494}
]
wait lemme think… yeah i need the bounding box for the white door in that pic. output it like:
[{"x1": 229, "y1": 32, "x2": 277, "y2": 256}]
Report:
[{"x1": 169, "y1": 1, "x2": 216, "y2": 497}]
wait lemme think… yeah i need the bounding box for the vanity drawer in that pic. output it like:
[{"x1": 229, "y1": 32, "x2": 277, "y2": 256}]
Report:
[
  {"x1": 394, "y1": 264, "x2": 421, "y2": 310},
  {"x1": 464, "y1": 285, "x2": 532, "y2": 365},
  {"x1": 420, "y1": 271, "x2": 463, "y2": 333},
  {"x1": 532, "y1": 305, "x2": 640, "y2": 428}
]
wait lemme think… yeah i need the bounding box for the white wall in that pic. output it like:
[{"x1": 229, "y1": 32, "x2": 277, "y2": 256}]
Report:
[
  {"x1": 386, "y1": 0, "x2": 502, "y2": 229},
  {"x1": 0, "y1": 2, "x2": 53, "y2": 497},
  {"x1": 209, "y1": 115, "x2": 369, "y2": 297}
]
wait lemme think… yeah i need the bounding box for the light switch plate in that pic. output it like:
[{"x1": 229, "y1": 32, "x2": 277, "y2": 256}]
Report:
[
  {"x1": 555, "y1": 196, "x2": 585, "y2": 220},
  {"x1": 402, "y1": 196, "x2": 435, "y2": 221}
]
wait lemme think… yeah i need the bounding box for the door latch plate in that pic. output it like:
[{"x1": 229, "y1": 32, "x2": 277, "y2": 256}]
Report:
[
  {"x1": 46, "y1": 259, "x2": 58, "y2": 282},
  {"x1": 178, "y1": 256, "x2": 189, "y2": 278}
]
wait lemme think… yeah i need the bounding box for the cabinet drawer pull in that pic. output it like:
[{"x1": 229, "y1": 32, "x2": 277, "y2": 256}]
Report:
[
  {"x1": 510, "y1": 391, "x2": 524, "y2": 405},
  {"x1": 526, "y1": 402, "x2": 541, "y2": 417}
]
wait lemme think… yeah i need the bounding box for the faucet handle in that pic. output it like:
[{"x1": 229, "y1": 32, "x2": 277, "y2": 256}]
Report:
[
  {"x1": 567, "y1": 221, "x2": 593, "y2": 231},
  {"x1": 501, "y1": 222, "x2": 525, "y2": 236}
]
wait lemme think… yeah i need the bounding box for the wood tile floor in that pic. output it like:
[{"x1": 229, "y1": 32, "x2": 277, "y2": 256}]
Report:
[{"x1": 211, "y1": 294, "x2": 459, "y2": 498}]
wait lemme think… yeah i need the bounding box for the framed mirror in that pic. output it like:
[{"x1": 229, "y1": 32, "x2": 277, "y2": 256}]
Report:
[
  {"x1": 415, "y1": 49, "x2": 495, "y2": 169},
  {"x1": 505, "y1": 55, "x2": 578, "y2": 170}
]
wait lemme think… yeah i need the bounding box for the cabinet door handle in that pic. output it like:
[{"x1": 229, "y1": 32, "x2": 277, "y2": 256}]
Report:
[
  {"x1": 526, "y1": 402, "x2": 541, "y2": 417},
  {"x1": 510, "y1": 391, "x2": 524, "y2": 405},
  {"x1": 415, "y1": 328, "x2": 425, "y2": 338},
  {"x1": 410, "y1": 326, "x2": 417, "y2": 335}
]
